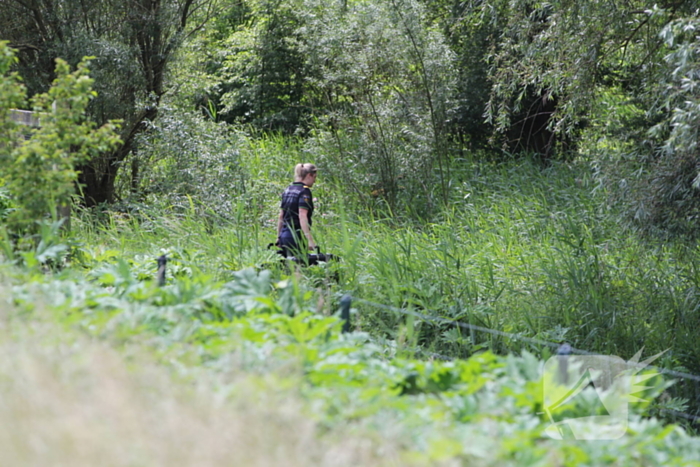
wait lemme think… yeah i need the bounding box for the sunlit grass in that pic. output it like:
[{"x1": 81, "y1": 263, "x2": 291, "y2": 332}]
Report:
[
  {"x1": 59, "y1": 137, "x2": 700, "y2": 388},
  {"x1": 0, "y1": 291, "x2": 404, "y2": 467},
  {"x1": 75, "y1": 148, "x2": 700, "y2": 378}
]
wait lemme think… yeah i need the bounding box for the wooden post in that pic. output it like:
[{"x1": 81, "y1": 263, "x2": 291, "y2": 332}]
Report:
[
  {"x1": 557, "y1": 343, "x2": 572, "y2": 385},
  {"x1": 56, "y1": 204, "x2": 71, "y2": 232}
]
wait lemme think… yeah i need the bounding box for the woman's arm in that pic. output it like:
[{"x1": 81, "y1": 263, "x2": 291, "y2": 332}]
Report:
[
  {"x1": 299, "y1": 208, "x2": 316, "y2": 250},
  {"x1": 277, "y1": 210, "x2": 284, "y2": 242}
]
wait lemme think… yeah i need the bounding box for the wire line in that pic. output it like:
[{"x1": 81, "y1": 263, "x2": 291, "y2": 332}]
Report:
[
  {"x1": 355, "y1": 297, "x2": 700, "y2": 383},
  {"x1": 352, "y1": 296, "x2": 700, "y2": 424}
]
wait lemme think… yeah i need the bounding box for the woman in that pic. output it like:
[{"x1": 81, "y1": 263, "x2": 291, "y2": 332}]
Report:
[{"x1": 277, "y1": 163, "x2": 318, "y2": 258}]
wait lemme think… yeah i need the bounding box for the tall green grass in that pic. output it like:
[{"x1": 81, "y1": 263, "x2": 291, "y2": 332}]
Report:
[
  {"x1": 2, "y1": 128, "x2": 700, "y2": 444},
  {"x1": 63, "y1": 135, "x2": 700, "y2": 411}
]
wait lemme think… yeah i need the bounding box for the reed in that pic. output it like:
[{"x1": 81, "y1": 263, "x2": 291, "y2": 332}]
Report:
[{"x1": 66, "y1": 137, "x2": 700, "y2": 382}]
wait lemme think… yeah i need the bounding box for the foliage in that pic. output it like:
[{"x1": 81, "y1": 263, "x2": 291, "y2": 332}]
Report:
[
  {"x1": 172, "y1": 0, "x2": 308, "y2": 131},
  {"x1": 470, "y1": 0, "x2": 700, "y2": 235},
  {"x1": 0, "y1": 0, "x2": 225, "y2": 205},
  {"x1": 121, "y1": 103, "x2": 245, "y2": 220},
  {"x1": 2, "y1": 254, "x2": 700, "y2": 463},
  {"x1": 0, "y1": 292, "x2": 396, "y2": 466},
  {"x1": 80, "y1": 131, "x2": 700, "y2": 378},
  {"x1": 429, "y1": 0, "x2": 497, "y2": 150},
  {"x1": 0, "y1": 41, "x2": 24, "y2": 146},
  {"x1": 6, "y1": 1, "x2": 700, "y2": 458},
  {"x1": 638, "y1": 15, "x2": 700, "y2": 237},
  {"x1": 300, "y1": 0, "x2": 457, "y2": 212},
  {"x1": 0, "y1": 186, "x2": 13, "y2": 222},
  {"x1": 4, "y1": 112, "x2": 700, "y2": 455},
  {"x1": 657, "y1": 16, "x2": 700, "y2": 160},
  {"x1": 481, "y1": 1, "x2": 673, "y2": 151},
  {"x1": 0, "y1": 44, "x2": 120, "y2": 233},
  {"x1": 218, "y1": 0, "x2": 308, "y2": 131},
  {"x1": 177, "y1": 0, "x2": 458, "y2": 214},
  {"x1": 4, "y1": 0, "x2": 700, "y2": 237},
  {"x1": 46, "y1": 143, "x2": 700, "y2": 422}
]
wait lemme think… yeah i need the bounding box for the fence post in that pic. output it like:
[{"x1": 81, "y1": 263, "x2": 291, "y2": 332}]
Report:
[
  {"x1": 557, "y1": 343, "x2": 572, "y2": 385},
  {"x1": 340, "y1": 294, "x2": 352, "y2": 333},
  {"x1": 156, "y1": 255, "x2": 168, "y2": 287}
]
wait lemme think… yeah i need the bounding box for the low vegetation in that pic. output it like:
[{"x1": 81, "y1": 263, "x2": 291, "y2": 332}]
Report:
[
  {"x1": 3, "y1": 132, "x2": 700, "y2": 462},
  {"x1": 3, "y1": 1, "x2": 700, "y2": 462},
  {"x1": 1, "y1": 253, "x2": 699, "y2": 465}
]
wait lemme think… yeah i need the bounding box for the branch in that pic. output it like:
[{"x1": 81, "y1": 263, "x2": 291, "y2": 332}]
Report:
[
  {"x1": 620, "y1": 13, "x2": 651, "y2": 62},
  {"x1": 184, "y1": 0, "x2": 225, "y2": 39},
  {"x1": 180, "y1": 0, "x2": 195, "y2": 29},
  {"x1": 7, "y1": 42, "x2": 41, "y2": 52}
]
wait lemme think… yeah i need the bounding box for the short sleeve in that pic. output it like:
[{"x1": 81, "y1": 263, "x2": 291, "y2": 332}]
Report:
[{"x1": 299, "y1": 188, "x2": 312, "y2": 210}]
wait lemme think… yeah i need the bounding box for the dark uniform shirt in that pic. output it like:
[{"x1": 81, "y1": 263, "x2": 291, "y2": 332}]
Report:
[{"x1": 279, "y1": 182, "x2": 313, "y2": 248}]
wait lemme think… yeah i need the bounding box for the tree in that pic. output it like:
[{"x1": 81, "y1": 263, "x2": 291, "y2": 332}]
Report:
[
  {"x1": 0, "y1": 43, "x2": 120, "y2": 233},
  {"x1": 640, "y1": 15, "x2": 700, "y2": 236},
  {"x1": 0, "y1": 0, "x2": 222, "y2": 206},
  {"x1": 476, "y1": 0, "x2": 682, "y2": 156},
  {"x1": 421, "y1": 0, "x2": 498, "y2": 151},
  {"x1": 297, "y1": 0, "x2": 458, "y2": 212},
  {"x1": 187, "y1": 0, "x2": 309, "y2": 132},
  {"x1": 477, "y1": 0, "x2": 700, "y2": 234},
  {"x1": 189, "y1": 0, "x2": 458, "y2": 213}
]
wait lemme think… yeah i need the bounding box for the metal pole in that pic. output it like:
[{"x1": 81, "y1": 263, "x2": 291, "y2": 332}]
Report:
[
  {"x1": 340, "y1": 294, "x2": 352, "y2": 333},
  {"x1": 156, "y1": 255, "x2": 168, "y2": 287},
  {"x1": 557, "y1": 343, "x2": 572, "y2": 385}
]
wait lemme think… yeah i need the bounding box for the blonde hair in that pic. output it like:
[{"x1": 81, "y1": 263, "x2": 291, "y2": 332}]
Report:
[{"x1": 293, "y1": 163, "x2": 317, "y2": 182}]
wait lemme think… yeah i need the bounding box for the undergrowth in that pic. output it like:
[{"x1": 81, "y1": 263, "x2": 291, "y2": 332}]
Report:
[
  {"x1": 2, "y1": 136, "x2": 700, "y2": 461},
  {"x1": 49, "y1": 144, "x2": 700, "y2": 422},
  {"x1": 1, "y1": 260, "x2": 698, "y2": 465}
]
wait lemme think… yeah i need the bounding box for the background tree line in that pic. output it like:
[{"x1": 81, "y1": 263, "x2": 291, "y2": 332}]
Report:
[{"x1": 3, "y1": 0, "x2": 700, "y2": 236}]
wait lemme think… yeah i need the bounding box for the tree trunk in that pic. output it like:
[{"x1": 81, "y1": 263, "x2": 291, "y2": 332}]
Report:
[
  {"x1": 78, "y1": 105, "x2": 157, "y2": 206},
  {"x1": 78, "y1": 158, "x2": 120, "y2": 206},
  {"x1": 131, "y1": 155, "x2": 140, "y2": 196}
]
